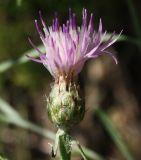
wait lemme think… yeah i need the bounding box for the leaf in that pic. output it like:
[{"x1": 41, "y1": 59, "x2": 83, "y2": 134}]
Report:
[
  {"x1": 16, "y1": 0, "x2": 22, "y2": 6},
  {"x1": 95, "y1": 107, "x2": 134, "y2": 160},
  {"x1": 103, "y1": 33, "x2": 127, "y2": 42},
  {"x1": 71, "y1": 140, "x2": 104, "y2": 160},
  {"x1": 0, "y1": 97, "x2": 55, "y2": 140},
  {"x1": 74, "y1": 141, "x2": 89, "y2": 160},
  {"x1": 0, "y1": 156, "x2": 7, "y2": 160},
  {"x1": 0, "y1": 45, "x2": 45, "y2": 73}
]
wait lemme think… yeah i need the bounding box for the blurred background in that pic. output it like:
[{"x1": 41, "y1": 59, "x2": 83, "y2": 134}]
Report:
[{"x1": 0, "y1": 0, "x2": 141, "y2": 160}]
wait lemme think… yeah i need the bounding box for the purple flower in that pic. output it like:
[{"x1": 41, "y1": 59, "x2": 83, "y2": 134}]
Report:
[{"x1": 28, "y1": 9, "x2": 121, "y2": 80}]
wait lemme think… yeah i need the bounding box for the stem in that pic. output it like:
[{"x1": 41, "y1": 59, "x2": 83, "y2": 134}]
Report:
[{"x1": 59, "y1": 132, "x2": 71, "y2": 160}]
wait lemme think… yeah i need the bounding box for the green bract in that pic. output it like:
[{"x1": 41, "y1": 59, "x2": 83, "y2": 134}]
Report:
[{"x1": 47, "y1": 80, "x2": 85, "y2": 130}]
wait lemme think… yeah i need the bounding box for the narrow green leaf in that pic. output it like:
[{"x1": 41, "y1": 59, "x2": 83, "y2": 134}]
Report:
[
  {"x1": 103, "y1": 33, "x2": 127, "y2": 42},
  {"x1": 0, "y1": 155, "x2": 7, "y2": 160},
  {"x1": 0, "y1": 45, "x2": 44, "y2": 73},
  {"x1": 72, "y1": 140, "x2": 104, "y2": 160},
  {"x1": 0, "y1": 97, "x2": 55, "y2": 140},
  {"x1": 16, "y1": 0, "x2": 22, "y2": 6},
  {"x1": 126, "y1": 0, "x2": 141, "y2": 38},
  {"x1": 126, "y1": 0, "x2": 141, "y2": 51},
  {"x1": 95, "y1": 107, "x2": 134, "y2": 160},
  {"x1": 75, "y1": 141, "x2": 89, "y2": 160}
]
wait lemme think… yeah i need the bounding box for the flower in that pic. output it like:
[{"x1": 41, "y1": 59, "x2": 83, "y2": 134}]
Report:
[
  {"x1": 28, "y1": 9, "x2": 121, "y2": 81},
  {"x1": 28, "y1": 9, "x2": 122, "y2": 129}
]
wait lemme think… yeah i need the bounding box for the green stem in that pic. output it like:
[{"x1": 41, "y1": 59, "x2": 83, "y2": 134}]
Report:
[{"x1": 58, "y1": 129, "x2": 71, "y2": 160}]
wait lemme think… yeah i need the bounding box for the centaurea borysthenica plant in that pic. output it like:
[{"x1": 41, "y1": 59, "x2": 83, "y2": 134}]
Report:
[{"x1": 28, "y1": 9, "x2": 121, "y2": 160}]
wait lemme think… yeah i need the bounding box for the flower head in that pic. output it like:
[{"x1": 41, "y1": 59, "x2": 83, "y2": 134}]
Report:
[
  {"x1": 28, "y1": 9, "x2": 120, "y2": 81},
  {"x1": 28, "y1": 9, "x2": 121, "y2": 129}
]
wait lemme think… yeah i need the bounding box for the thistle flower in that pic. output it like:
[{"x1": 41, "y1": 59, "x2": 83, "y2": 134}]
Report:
[
  {"x1": 28, "y1": 9, "x2": 120, "y2": 81},
  {"x1": 28, "y1": 9, "x2": 121, "y2": 130}
]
